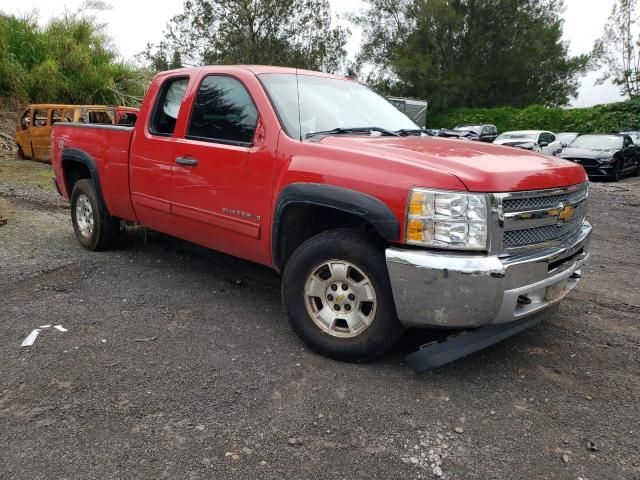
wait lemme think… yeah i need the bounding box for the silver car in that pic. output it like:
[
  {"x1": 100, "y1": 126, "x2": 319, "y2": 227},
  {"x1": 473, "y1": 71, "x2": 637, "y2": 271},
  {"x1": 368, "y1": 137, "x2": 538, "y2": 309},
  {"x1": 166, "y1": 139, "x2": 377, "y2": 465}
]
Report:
[{"x1": 493, "y1": 130, "x2": 563, "y2": 155}]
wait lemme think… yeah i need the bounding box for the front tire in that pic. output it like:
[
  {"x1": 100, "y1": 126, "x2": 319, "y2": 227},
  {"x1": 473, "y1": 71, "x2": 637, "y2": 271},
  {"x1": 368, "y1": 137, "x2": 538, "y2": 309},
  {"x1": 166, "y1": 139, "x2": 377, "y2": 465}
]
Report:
[
  {"x1": 282, "y1": 229, "x2": 404, "y2": 362},
  {"x1": 70, "y1": 179, "x2": 120, "y2": 251},
  {"x1": 610, "y1": 160, "x2": 623, "y2": 182}
]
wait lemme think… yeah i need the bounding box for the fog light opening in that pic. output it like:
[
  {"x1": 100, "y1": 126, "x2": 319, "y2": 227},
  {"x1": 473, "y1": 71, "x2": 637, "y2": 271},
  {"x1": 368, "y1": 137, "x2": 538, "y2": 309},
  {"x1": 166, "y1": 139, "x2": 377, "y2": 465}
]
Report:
[{"x1": 517, "y1": 295, "x2": 532, "y2": 306}]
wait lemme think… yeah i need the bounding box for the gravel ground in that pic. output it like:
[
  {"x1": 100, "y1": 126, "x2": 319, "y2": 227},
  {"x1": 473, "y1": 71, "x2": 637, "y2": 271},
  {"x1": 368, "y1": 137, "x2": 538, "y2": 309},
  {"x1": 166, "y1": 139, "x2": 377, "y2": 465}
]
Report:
[{"x1": 0, "y1": 155, "x2": 639, "y2": 479}]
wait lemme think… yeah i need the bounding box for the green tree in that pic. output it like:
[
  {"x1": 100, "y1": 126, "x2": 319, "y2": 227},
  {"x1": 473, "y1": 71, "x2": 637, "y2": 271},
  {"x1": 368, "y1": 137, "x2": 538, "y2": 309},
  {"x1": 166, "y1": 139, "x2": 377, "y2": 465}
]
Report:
[
  {"x1": 593, "y1": 0, "x2": 640, "y2": 99},
  {"x1": 353, "y1": 0, "x2": 590, "y2": 109},
  {"x1": 143, "y1": 0, "x2": 349, "y2": 72},
  {"x1": 0, "y1": 3, "x2": 148, "y2": 105}
]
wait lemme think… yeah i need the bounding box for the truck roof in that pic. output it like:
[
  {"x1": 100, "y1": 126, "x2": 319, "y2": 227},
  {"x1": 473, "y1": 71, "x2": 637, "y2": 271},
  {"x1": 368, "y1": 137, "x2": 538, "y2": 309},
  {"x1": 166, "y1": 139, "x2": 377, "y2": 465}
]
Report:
[{"x1": 158, "y1": 65, "x2": 353, "y2": 81}]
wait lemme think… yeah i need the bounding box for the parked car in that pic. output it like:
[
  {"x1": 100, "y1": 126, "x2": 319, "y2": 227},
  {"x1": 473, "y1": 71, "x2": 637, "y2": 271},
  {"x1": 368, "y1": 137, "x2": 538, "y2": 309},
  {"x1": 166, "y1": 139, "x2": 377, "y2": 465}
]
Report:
[
  {"x1": 557, "y1": 133, "x2": 640, "y2": 181},
  {"x1": 619, "y1": 131, "x2": 640, "y2": 144},
  {"x1": 438, "y1": 124, "x2": 498, "y2": 142},
  {"x1": 556, "y1": 132, "x2": 580, "y2": 148},
  {"x1": 15, "y1": 104, "x2": 138, "y2": 162},
  {"x1": 50, "y1": 65, "x2": 590, "y2": 364},
  {"x1": 493, "y1": 130, "x2": 562, "y2": 155}
]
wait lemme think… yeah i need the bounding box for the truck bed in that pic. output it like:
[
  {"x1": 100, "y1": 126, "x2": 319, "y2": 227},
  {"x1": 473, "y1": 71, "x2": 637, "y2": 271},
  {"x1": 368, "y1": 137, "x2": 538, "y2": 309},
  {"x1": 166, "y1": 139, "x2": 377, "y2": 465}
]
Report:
[{"x1": 51, "y1": 123, "x2": 137, "y2": 222}]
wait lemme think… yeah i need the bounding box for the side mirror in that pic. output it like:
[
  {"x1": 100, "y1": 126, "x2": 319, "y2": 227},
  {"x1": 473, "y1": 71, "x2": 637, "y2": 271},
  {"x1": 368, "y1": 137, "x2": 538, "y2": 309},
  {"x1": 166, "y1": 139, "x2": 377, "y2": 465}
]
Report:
[{"x1": 539, "y1": 141, "x2": 549, "y2": 147}]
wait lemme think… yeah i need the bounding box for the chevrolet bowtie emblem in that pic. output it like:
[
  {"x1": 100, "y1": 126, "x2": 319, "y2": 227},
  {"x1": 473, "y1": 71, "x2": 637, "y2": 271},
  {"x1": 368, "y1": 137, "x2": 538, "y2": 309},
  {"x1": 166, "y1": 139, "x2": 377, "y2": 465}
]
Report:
[{"x1": 558, "y1": 205, "x2": 575, "y2": 222}]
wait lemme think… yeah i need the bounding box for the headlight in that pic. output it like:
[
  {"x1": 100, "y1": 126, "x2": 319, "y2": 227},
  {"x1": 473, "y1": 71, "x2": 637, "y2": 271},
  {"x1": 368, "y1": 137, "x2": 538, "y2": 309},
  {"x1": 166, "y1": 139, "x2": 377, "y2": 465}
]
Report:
[
  {"x1": 406, "y1": 188, "x2": 489, "y2": 250},
  {"x1": 597, "y1": 156, "x2": 615, "y2": 163}
]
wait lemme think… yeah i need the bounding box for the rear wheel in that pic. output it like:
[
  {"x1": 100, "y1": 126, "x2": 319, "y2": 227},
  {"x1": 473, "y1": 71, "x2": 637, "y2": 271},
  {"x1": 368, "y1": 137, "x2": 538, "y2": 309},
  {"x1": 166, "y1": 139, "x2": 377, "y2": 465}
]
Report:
[
  {"x1": 282, "y1": 229, "x2": 404, "y2": 362},
  {"x1": 71, "y1": 179, "x2": 120, "y2": 251},
  {"x1": 16, "y1": 146, "x2": 25, "y2": 160},
  {"x1": 632, "y1": 160, "x2": 640, "y2": 177}
]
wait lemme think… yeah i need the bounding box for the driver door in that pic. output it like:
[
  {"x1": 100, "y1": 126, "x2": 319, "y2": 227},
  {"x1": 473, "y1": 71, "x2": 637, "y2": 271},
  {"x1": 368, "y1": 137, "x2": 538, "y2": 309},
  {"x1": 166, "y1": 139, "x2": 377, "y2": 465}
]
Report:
[{"x1": 171, "y1": 73, "x2": 273, "y2": 265}]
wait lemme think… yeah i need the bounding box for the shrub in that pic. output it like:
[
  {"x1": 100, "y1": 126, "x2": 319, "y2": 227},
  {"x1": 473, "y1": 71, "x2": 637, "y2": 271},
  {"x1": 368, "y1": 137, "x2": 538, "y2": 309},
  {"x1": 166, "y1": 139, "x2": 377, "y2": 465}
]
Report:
[{"x1": 428, "y1": 100, "x2": 640, "y2": 133}]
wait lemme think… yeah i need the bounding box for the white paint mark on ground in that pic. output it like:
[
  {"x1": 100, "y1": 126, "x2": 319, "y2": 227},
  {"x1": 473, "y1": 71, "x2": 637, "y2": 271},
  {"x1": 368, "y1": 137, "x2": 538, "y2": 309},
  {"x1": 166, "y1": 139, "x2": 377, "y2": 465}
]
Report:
[
  {"x1": 20, "y1": 325, "x2": 68, "y2": 347},
  {"x1": 21, "y1": 329, "x2": 41, "y2": 347}
]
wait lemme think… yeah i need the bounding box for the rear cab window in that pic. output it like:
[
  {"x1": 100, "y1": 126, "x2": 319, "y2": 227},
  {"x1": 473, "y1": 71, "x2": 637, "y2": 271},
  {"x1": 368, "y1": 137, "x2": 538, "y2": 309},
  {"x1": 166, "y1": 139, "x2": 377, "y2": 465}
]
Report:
[
  {"x1": 186, "y1": 75, "x2": 258, "y2": 146},
  {"x1": 150, "y1": 76, "x2": 189, "y2": 136}
]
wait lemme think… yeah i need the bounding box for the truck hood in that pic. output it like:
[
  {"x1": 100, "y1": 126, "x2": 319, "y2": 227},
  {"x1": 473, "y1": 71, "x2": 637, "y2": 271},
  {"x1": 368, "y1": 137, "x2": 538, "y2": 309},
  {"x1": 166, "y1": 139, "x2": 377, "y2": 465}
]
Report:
[{"x1": 319, "y1": 136, "x2": 586, "y2": 192}]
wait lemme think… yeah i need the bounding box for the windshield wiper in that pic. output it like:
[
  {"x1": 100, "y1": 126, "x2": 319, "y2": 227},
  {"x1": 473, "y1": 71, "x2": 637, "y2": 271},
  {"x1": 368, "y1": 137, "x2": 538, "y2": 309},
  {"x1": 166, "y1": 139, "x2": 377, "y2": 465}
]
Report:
[
  {"x1": 305, "y1": 127, "x2": 400, "y2": 139},
  {"x1": 395, "y1": 128, "x2": 434, "y2": 137}
]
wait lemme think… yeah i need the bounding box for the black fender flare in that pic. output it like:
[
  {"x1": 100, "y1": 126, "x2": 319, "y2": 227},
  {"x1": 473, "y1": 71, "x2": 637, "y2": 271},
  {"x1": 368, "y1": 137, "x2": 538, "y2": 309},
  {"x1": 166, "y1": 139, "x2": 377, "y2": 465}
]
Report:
[
  {"x1": 61, "y1": 148, "x2": 109, "y2": 214},
  {"x1": 272, "y1": 183, "x2": 400, "y2": 269}
]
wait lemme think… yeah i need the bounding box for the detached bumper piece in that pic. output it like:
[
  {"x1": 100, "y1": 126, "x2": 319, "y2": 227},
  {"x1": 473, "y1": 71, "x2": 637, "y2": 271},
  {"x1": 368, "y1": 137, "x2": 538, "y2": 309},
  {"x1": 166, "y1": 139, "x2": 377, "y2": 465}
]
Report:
[{"x1": 406, "y1": 315, "x2": 543, "y2": 373}]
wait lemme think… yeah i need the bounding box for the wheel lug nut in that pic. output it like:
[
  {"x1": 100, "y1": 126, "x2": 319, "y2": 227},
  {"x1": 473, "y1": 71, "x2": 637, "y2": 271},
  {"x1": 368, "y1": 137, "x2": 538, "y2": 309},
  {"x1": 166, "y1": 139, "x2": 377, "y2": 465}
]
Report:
[
  {"x1": 331, "y1": 284, "x2": 338, "y2": 291},
  {"x1": 334, "y1": 304, "x2": 341, "y2": 311},
  {"x1": 327, "y1": 294, "x2": 334, "y2": 301},
  {"x1": 344, "y1": 304, "x2": 351, "y2": 311},
  {"x1": 341, "y1": 284, "x2": 348, "y2": 291},
  {"x1": 348, "y1": 294, "x2": 355, "y2": 301}
]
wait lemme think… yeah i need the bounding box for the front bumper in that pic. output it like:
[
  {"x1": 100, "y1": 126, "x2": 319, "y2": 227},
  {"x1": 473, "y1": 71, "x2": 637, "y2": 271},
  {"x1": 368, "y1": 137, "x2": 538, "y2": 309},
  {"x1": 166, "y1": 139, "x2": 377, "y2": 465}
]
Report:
[{"x1": 386, "y1": 221, "x2": 591, "y2": 328}]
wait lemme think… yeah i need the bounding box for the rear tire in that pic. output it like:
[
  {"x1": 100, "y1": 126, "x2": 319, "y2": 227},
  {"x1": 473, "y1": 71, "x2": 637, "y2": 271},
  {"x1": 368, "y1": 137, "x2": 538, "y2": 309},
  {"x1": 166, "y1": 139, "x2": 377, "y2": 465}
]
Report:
[
  {"x1": 16, "y1": 146, "x2": 25, "y2": 160},
  {"x1": 282, "y1": 229, "x2": 404, "y2": 362},
  {"x1": 70, "y1": 179, "x2": 120, "y2": 251},
  {"x1": 632, "y1": 161, "x2": 640, "y2": 177}
]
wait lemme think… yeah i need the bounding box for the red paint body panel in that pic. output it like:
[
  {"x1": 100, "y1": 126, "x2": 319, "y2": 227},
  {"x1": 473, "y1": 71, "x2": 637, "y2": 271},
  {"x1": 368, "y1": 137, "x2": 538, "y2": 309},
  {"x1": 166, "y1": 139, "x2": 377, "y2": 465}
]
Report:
[
  {"x1": 51, "y1": 125, "x2": 137, "y2": 222},
  {"x1": 51, "y1": 65, "x2": 588, "y2": 270}
]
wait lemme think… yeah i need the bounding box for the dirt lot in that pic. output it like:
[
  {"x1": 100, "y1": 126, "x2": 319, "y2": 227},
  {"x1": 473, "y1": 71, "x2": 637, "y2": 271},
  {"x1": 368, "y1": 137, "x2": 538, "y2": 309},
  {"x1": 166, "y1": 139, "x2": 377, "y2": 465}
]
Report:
[{"x1": 0, "y1": 154, "x2": 639, "y2": 480}]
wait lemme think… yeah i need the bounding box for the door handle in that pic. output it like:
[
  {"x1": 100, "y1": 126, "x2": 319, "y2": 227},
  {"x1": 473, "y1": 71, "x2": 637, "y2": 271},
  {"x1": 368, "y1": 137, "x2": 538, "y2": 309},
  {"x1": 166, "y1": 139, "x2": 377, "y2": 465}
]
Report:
[{"x1": 175, "y1": 156, "x2": 198, "y2": 166}]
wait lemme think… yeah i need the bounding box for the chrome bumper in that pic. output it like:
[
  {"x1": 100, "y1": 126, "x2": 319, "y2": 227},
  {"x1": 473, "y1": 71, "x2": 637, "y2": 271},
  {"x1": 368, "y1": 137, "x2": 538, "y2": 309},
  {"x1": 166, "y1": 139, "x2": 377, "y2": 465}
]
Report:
[{"x1": 386, "y1": 222, "x2": 591, "y2": 328}]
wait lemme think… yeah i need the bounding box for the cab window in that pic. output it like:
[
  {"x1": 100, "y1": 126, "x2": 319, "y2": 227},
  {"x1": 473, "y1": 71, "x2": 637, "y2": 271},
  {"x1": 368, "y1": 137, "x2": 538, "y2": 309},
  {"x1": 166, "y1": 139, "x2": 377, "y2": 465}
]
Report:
[
  {"x1": 33, "y1": 109, "x2": 48, "y2": 128},
  {"x1": 186, "y1": 75, "x2": 258, "y2": 145},
  {"x1": 51, "y1": 109, "x2": 69, "y2": 125},
  {"x1": 119, "y1": 112, "x2": 137, "y2": 126},
  {"x1": 150, "y1": 76, "x2": 189, "y2": 136},
  {"x1": 20, "y1": 110, "x2": 31, "y2": 130}
]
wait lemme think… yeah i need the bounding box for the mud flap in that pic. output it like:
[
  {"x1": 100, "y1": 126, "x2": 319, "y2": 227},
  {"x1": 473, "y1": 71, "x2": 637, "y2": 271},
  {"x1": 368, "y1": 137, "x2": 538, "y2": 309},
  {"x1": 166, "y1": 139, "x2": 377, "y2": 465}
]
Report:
[{"x1": 406, "y1": 315, "x2": 544, "y2": 373}]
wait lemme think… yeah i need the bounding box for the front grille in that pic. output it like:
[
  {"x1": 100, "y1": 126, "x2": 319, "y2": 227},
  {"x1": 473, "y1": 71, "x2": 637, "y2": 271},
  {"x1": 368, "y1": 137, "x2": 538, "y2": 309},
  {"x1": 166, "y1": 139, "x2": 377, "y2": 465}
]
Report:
[
  {"x1": 501, "y1": 184, "x2": 588, "y2": 250},
  {"x1": 563, "y1": 158, "x2": 599, "y2": 167},
  {"x1": 504, "y1": 206, "x2": 585, "y2": 248},
  {"x1": 502, "y1": 185, "x2": 588, "y2": 213}
]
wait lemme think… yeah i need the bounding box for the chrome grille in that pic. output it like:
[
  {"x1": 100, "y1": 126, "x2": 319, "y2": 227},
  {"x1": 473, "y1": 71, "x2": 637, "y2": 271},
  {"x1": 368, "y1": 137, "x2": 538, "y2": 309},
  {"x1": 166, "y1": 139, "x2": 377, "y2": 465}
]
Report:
[
  {"x1": 502, "y1": 186, "x2": 588, "y2": 213},
  {"x1": 503, "y1": 203, "x2": 586, "y2": 248},
  {"x1": 500, "y1": 183, "x2": 588, "y2": 250}
]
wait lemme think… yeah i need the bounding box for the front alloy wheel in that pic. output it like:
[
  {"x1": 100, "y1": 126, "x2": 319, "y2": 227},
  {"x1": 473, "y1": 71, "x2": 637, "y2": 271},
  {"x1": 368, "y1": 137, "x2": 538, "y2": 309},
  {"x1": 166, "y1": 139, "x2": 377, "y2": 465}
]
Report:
[
  {"x1": 282, "y1": 229, "x2": 404, "y2": 362},
  {"x1": 304, "y1": 260, "x2": 377, "y2": 338}
]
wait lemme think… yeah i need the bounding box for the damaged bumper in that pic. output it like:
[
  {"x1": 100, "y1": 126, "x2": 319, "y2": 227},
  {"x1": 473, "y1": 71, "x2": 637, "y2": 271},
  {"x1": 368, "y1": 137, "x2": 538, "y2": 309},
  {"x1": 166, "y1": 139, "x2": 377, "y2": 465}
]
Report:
[{"x1": 386, "y1": 221, "x2": 591, "y2": 328}]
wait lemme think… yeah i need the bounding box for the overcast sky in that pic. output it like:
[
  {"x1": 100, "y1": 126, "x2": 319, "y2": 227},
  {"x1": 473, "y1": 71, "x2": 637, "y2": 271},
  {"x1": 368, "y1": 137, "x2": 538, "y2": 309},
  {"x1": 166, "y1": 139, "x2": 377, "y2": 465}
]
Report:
[{"x1": 0, "y1": 0, "x2": 625, "y2": 107}]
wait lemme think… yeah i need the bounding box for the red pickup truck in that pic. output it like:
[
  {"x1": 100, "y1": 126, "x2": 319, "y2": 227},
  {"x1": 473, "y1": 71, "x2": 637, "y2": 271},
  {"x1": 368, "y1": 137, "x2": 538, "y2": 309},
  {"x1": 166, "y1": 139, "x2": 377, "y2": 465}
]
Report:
[{"x1": 51, "y1": 66, "x2": 591, "y2": 364}]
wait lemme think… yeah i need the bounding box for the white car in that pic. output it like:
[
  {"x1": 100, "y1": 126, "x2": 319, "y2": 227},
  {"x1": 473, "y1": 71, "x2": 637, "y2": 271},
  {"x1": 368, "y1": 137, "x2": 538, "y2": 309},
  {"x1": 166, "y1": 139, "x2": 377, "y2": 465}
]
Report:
[{"x1": 493, "y1": 130, "x2": 563, "y2": 155}]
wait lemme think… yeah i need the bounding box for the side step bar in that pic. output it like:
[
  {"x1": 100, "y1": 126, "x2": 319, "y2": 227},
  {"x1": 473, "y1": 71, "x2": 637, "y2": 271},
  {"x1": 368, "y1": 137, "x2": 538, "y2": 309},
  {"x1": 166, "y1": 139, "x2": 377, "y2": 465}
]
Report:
[{"x1": 406, "y1": 315, "x2": 544, "y2": 373}]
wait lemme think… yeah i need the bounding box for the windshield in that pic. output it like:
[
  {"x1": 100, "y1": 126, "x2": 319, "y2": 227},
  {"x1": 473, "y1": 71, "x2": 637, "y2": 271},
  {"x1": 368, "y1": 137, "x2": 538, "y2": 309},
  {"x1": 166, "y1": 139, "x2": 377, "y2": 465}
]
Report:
[
  {"x1": 557, "y1": 133, "x2": 578, "y2": 144},
  {"x1": 569, "y1": 135, "x2": 622, "y2": 150},
  {"x1": 454, "y1": 125, "x2": 482, "y2": 133},
  {"x1": 496, "y1": 132, "x2": 537, "y2": 141},
  {"x1": 259, "y1": 73, "x2": 418, "y2": 139}
]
